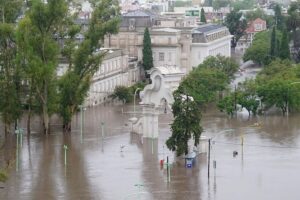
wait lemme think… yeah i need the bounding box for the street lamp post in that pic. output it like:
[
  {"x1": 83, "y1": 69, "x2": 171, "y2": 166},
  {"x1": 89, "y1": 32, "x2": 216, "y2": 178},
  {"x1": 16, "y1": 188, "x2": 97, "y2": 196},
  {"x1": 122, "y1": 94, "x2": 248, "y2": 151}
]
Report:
[
  {"x1": 79, "y1": 105, "x2": 83, "y2": 143},
  {"x1": 287, "y1": 82, "x2": 300, "y2": 116},
  {"x1": 101, "y1": 122, "x2": 105, "y2": 149},
  {"x1": 79, "y1": 105, "x2": 86, "y2": 143},
  {"x1": 165, "y1": 156, "x2": 171, "y2": 183},
  {"x1": 15, "y1": 129, "x2": 19, "y2": 172},
  {"x1": 208, "y1": 129, "x2": 235, "y2": 179},
  {"x1": 133, "y1": 88, "x2": 141, "y2": 117}
]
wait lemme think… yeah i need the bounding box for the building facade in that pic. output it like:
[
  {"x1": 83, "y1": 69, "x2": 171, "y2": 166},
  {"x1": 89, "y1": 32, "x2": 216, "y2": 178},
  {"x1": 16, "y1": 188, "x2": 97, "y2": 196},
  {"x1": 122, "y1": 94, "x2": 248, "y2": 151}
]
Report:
[
  {"x1": 190, "y1": 24, "x2": 232, "y2": 68},
  {"x1": 85, "y1": 49, "x2": 139, "y2": 106},
  {"x1": 137, "y1": 24, "x2": 232, "y2": 74},
  {"x1": 236, "y1": 18, "x2": 267, "y2": 53},
  {"x1": 104, "y1": 10, "x2": 157, "y2": 57}
]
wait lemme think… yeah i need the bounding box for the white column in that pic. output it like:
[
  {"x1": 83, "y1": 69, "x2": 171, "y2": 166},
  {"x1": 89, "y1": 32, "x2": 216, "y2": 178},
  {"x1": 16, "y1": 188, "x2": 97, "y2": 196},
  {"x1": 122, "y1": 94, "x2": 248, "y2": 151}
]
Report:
[{"x1": 142, "y1": 106, "x2": 160, "y2": 138}]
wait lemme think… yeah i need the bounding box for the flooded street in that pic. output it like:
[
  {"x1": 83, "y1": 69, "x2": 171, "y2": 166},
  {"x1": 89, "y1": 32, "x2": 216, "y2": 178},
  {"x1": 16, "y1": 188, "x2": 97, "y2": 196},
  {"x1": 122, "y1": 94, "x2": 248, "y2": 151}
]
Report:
[
  {"x1": 0, "y1": 104, "x2": 300, "y2": 200},
  {"x1": 1, "y1": 67, "x2": 300, "y2": 200}
]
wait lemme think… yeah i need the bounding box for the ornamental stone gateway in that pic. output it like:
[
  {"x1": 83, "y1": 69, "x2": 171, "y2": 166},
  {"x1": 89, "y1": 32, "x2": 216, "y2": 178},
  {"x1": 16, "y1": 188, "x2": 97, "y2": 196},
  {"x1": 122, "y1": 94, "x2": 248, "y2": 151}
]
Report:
[{"x1": 130, "y1": 65, "x2": 184, "y2": 138}]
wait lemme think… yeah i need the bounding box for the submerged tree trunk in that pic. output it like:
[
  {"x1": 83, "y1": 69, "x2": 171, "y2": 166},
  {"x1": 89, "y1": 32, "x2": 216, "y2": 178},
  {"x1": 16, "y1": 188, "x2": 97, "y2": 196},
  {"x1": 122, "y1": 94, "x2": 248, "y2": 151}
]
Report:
[
  {"x1": 27, "y1": 85, "x2": 33, "y2": 135},
  {"x1": 42, "y1": 106, "x2": 49, "y2": 135},
  {"x1": 4, "y1": 122, "x2": 10, "y2": 137},
  {"x1": 27, "y1": 108, "x2": 31, "y2": 136},
  {"x1": 42, "y1": 81, "x2": 49, "y2": 135},
  {"x1": 63, "y1": 122, "x2": 71, "y2": 133}
]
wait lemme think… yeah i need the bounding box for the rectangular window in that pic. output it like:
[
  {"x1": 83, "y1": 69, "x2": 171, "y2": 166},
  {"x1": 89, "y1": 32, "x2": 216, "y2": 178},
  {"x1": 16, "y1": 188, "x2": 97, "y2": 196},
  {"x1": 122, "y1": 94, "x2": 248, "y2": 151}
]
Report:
[
  {"x1": 159, "y1": 52, "x2": 164, "y2": 61},
  {"x1": 254, "y1": 24, "x2": 262, "y2": 31}
]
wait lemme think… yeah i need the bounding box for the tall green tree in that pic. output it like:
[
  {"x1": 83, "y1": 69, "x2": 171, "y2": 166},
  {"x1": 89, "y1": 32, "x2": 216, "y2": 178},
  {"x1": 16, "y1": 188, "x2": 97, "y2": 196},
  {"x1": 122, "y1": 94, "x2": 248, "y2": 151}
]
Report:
[
  {"x1": 224, "y1": 9, "x2": 247, "y2": 48},
  {"x1": 200, "y1": 8, "x2": 206, "y2": 23},
  {"x1": 58, "y1": 0, "x2": 120, "y2": 132},
  {"x1": 16, "y1": 0, "x2": 68, "y2": 134},
  {"x1": 279, "y1": 29, "x2": 290, "y2": 60},
  {"x1": 166, "y1": 56, "x2": 234, "y2": 156},
  {"x1": 166, "y1": 89, "x2": 203, "y2": 156},
  {"x1": 142, "y1": 27, "x2": 153, "y2": 71},
  {"x1": 166, "y1": 56, "x2": 235, "y2": 156},
  {"x1": 0, "y1": 0, "x2": 23, "y2": 135},
  {"x1": 270, "y1": 26, "x2": 278, "y2": 57},
  {"x1": 274, "y1": 4, "x2": 284, "y2": 30},
  {"x1": 286, "y1": 1, "x2": 300, "y2": 62}
]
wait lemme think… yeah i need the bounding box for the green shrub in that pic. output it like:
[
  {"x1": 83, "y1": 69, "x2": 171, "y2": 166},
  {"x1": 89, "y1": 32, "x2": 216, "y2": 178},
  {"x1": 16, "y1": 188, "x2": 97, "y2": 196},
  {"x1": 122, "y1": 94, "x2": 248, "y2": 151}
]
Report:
[{"x1": 0, "y1": 170, "x2": 8, "y2": 182}]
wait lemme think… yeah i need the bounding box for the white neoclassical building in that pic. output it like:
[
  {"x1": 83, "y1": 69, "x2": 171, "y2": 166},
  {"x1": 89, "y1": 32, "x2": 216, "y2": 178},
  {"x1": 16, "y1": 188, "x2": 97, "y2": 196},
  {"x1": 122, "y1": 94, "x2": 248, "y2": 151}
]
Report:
[
  {"x1": 85, "y1": 49, "x2": 139, "y2": 106},
  {"x1": 137, "y1": 28, "x2": 182, "y2": 69},
  {"x1": 190, "y1": 24, "x2": 232, "y2": 68},
  {"x1": 137, "y1": 24, "x2": 232, "y2": 75}
]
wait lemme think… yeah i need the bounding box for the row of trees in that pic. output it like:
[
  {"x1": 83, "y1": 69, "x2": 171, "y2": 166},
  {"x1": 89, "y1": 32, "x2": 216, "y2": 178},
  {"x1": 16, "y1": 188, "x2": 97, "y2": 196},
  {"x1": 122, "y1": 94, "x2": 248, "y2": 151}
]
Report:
[
  {"x1": 243, "y1": 28, "x2": 290, "y2": 65},
  {"x1": 243, "y1": 2, "x2": 300, "y2": 64},
  {"x1": 166, "y1": 55, "x2": 238, "y2": 156},
  {"x1": 219, "y1": 59, "x2": 300, "y2": 116},
  {"x1": 167, "y1": 58, "x2": 300, "y2": 156},
  {"x1": 224, "y1": 1, "x2": 300, "y2": 59},
  {"x1": 0, "y1": 0, "x2": 121, "y2": 135}
]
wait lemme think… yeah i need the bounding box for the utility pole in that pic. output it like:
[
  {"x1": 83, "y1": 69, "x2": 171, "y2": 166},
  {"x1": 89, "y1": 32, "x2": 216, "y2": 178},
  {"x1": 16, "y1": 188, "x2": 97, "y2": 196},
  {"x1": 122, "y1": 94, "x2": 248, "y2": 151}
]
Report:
[
  {"x1": 234, "y1": 85, "x2": 237, "y2": 114},
  {"x1": 208, "y1": 138, "x2": 211, "y2": 179},
  {"x1": 16, "y1": 130, "x2": 19, "y2": 172},
  {"x1": 166, "y1": 156, "x2": 171, "y2": 183}
]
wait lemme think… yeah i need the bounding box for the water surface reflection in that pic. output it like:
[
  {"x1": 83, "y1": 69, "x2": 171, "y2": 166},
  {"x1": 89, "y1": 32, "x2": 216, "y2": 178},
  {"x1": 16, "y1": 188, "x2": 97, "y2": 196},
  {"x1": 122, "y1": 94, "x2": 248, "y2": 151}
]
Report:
[{"x1": 0, "y1": 104, "x2": 300, "y2": 200}]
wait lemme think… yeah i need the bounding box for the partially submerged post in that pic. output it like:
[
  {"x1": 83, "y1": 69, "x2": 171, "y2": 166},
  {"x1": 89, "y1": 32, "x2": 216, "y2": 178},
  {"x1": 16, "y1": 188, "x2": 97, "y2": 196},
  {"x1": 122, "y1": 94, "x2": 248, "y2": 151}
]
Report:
[{"x1": 64, "y1": 145, "x2": 68, "y2": 166}]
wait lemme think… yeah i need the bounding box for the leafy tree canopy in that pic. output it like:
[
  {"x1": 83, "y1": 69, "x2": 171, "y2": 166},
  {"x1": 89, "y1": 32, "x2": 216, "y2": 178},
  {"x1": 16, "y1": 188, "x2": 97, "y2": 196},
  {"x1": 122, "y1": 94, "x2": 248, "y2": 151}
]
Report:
[
  {"x1": 243, "y1": 30, "x2": 282, "y2": 65},
  {"x1": 166, "y1": 90, "x2": 203, "y2": 156},
  {"x1": 224, "y1": 9, "x2": 247, "y2": 48},
  {"x1": 198, "y1": 55, "x2": 239, "y2": 81},
  {"x1": 256, "y1": 59, "x2": 300, "y2": 114}
]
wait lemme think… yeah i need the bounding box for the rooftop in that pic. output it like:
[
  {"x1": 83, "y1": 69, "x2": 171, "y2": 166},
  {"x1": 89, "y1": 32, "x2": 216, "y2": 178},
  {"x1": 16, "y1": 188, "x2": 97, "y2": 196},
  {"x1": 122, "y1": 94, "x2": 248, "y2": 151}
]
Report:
[
  {"x1": 192, "y1": 24, "x2": 225, "y2": 34},
  {"x1": 152, "y1": 28, "x2": 181, "y2": 33},
  {"x1": 122, "y1": 10, "x2": 156, "y2": 18}
]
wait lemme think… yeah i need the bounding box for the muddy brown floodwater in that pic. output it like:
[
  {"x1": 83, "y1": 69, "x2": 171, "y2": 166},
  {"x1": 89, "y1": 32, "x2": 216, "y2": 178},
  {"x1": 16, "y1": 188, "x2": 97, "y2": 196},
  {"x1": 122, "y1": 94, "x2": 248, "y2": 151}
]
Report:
[
  {"x1": 1, "y1": 68, "x2": 300, "y2": 200},
  {"x1": 0, "y1": 104, "x2": 300, "y2": 200}
]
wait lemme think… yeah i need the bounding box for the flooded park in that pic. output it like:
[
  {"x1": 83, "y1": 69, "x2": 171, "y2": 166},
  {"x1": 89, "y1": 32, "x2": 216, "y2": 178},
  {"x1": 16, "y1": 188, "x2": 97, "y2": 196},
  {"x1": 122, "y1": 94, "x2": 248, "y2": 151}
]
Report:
[{"x1": 1, "y1": 67, "x2": 300, "y2": 200}]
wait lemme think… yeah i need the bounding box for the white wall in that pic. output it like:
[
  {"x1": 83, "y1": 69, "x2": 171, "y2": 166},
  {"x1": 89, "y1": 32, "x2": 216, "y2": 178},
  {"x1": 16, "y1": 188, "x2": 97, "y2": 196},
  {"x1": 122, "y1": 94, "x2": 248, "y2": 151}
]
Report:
[
  {"x1": 190, "y1": 36, "x2": 231, "y2": 68},
  {"x1": 85, "y1": 52, "x2": 139, "y2": 106}
]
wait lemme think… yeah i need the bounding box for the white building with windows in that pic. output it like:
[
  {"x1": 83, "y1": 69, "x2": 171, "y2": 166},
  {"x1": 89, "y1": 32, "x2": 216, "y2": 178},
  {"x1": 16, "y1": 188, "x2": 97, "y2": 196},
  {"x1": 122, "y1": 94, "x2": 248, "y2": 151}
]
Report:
[
  {"x1": 190, "y1": 24, "x2": 232, "y2": 68},
  {"x1": 236, "y1": 18, "x2": 267, "y2": 53},
  {"x1": 137, "y1": 24, "x2": 232, "y2": 74},
  {"x1": 85, "y1": 49, "x2": 139, "y2": 106},
  {"x1": 138, "y1": 28, "x2": 182, "y2": 70}
]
